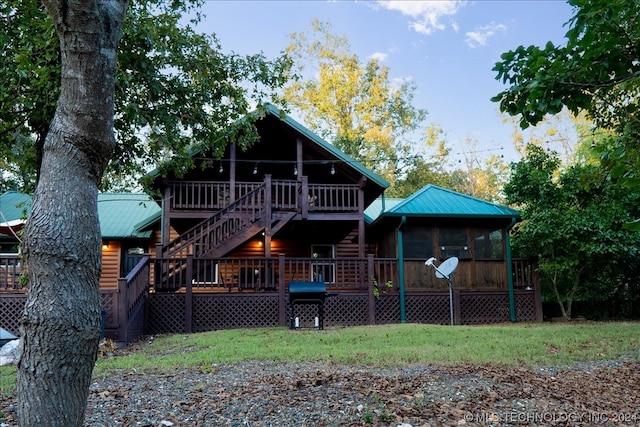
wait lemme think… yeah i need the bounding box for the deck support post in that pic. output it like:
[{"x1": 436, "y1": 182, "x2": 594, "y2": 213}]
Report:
[
  {"x1": 367, "y1": 254, "x2": 376, "y2": 325},
  {"x1": 278, "y1": 254, "x2": 287, "y2": 326},
  {"x1": 185, "y1": 254, "x2": 193, "y2": 333},
  {"x1": 117, "y1": 277, "x2": 128, "y2": 343}
]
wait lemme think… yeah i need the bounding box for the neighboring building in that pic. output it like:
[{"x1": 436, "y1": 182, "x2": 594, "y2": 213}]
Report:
[{"x1": 0, "y1": 105, "x2": 540, "y2": 344}]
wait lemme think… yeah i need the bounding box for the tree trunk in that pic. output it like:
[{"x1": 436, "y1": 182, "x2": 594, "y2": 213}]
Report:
[{"x1": 17, "y1": 2, "x2": 127, "y2": 426}]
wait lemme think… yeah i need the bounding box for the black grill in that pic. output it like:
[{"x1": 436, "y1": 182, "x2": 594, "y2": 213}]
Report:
[{"x1": 288, "y1": 281, "x2": 334, "y2": 330}]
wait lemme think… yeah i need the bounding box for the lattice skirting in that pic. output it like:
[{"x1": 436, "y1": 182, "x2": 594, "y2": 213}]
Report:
[
  {"x1": 194, "y1": 294, "x2": 280, "y2": 331},
  {"x1": 0, "y1": 293, "x2": 118, "y2": 339},
  {"x1": 1, "y1": 290, "x2": 541, "y2": 339},
  {"x1": 515, "y1": 291, "x2": 538, "y2": 321},
  {"x1": 460, "y1": 293, "x2": 511, "y2": 324},
  {"x1": 0, "y1": 294, "x2": 27, "y2": 336}
]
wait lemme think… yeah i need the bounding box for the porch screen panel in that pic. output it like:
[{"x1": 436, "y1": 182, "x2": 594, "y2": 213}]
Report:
[
  {"x1": 474, "y1": 228, "x2": 504, "y2": 260},
  {"x1": 439, "y1": 227, "x2": 471, "y2": 259},
  {"x1": 402, "y1": 226, "x2": 433, "y2": 259}
]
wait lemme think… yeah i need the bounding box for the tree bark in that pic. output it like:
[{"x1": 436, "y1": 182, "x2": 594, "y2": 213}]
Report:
[{"x1": 17, "y1": 1, "x2": 127, "y2": 426}]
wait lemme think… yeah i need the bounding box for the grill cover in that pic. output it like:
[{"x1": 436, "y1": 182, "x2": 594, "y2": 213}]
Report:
[{"x1": 289, "y1": 281, "x2": 327, "y2": 303}]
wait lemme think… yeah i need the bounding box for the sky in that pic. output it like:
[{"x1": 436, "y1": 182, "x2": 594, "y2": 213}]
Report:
[{"x1": 192, "y1": 0, "x2": 576, "y2": 164}]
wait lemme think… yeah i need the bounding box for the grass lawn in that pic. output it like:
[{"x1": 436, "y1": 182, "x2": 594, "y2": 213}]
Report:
[
  {"x1": 97, "y1": 321, "x2": 640, "y2": 372},
  {"x1": 2, "y1": 321, "x2": 639, "y2": 395}
]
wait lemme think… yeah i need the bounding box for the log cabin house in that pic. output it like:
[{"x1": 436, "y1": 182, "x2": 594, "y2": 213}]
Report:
[{"x1": 0, "y1": 105, "x2": 541, "y2": 345}]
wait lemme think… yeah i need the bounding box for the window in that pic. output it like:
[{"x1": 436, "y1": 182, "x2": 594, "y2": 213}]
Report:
[
  {"x1": 474, "y1": 228, "x2": 504, "y2": 260},
  {"x1": 192, "y1": 260, "x2": 219, "y2": 285},
  {"x1": 439, "y1": 228, "x2": 471, "y2": 259},
  {"x1": 311, "y1": 245, "x2": 335, "y2": 283},
  {"x1": 402, "y1": 226, "x2": 433, "y2": 259}
]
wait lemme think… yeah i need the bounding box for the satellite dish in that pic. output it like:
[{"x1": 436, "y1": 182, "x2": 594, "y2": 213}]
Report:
[{"x1": 435, "y1": 257, "x2": 458, "y2": 279}]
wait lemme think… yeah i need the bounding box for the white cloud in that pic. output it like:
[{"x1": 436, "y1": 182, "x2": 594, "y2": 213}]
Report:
[
  {"x1": 465, "y1": 22, "x2": 507, "y2": 48},
  {"x1": 376, "y1": 0, "x2": 466, "y2": 35},
  {"x1": 370, "y1": 51, "x2": 388, "y2": 62}
]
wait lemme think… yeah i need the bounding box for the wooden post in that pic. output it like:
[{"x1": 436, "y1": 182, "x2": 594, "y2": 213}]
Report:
[
  {"x1": 163, "y1": 184, "x2": 171, "y2": 246},
  {"x1": 358, "y1": 177, "x2": 367, "y2": 258},
  {"x1": 301, "y1": 175, "x2": 309, "y2": 219},
  {"x1": 367, "y1": 254, "x2": 376, "y2": 325},
  {"x1": 230, "y1": 143, "x2": 236, "y2": 203},
  {"x1": 264, "y1": 174, "x2": 272, "y2": 258},
  {"x1": 117, "y1": 277, "x2": 128, "y2": 344},
  {"x1": 185, "y1": 254, "x2": 193, "y2": 333},
  {"x1": 278, "y1": 254, "x2": 287, "y2": 326},
  {"x1": 296, "y1": 138, "x2": 303, "y2": 182}
]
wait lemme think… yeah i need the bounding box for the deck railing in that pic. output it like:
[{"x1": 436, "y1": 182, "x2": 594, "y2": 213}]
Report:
[
  {"x1": 0, "y1": 254, "x2": 22, "y2": 291},
  {"x1": 153, "y1": 255, "x2": 399, "y2": 292},
  {"x1": 168, "y1": 179, "x2": 360, "y2": 213},
  {"x1": 117, "y1": 256, "x2": 150, "y2": 344},
  {"x1": 512, "y1": 258, "x2": 539, "y2": 290},
  {"x1": 170, "y1": 181, "x2": 261, "y2": 211},
  {"x1": 162, "y1": 183, "x2": 266, "y2": 259}
]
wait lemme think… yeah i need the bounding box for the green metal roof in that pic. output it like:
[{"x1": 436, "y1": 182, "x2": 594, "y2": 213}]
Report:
[
  {"x1": 366, "y1": 184, "x2": 519, "y2": 223},
  {"x1": 97, "y1": 193, "x2": 161, "y2": 239},
  {"x1": 0, "y1": 192, "x2": 160, "y2": 240},
  {"x1": 0, "y1": 191, "x2": 31, "y2": 223},
  {"x1": 364, "y1": 197, "x2": 403, "y2": 223}
]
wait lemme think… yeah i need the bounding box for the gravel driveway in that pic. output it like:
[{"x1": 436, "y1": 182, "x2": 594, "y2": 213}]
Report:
[{"x1": 2, "y1": 355, "x2": 639, "y2": 426}]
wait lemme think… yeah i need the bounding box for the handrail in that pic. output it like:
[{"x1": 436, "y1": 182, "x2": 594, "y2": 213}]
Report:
[
  {"x1": 162, "y1": 183, "x2": 266, "y2": 258},
  {"x1": 117, "y1": 256, "x2": 150, "y2": 344},
  {"x1": 0, "y1": 254, "x2": 22, "y2": 291}
]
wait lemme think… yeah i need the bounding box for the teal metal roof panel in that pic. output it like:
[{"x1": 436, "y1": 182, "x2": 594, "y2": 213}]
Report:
[
  {"x1": 364, "y1": 197, "x2": 404, "y2": 223},
  {"x1": 0, "y1": 191, "x2": 31, "y2": 222},
  {"x1": 98, "y1": 193, "x2": 161, "y2": 239},
  {"x1": 1, "y1": 192, "x2": 160, "y2": 240},
  {"x1": 388, "y1": 185, "x2": 518, "y2": 218}
]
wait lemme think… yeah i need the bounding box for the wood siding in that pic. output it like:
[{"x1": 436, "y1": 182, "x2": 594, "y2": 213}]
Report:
[{"x1": 100, "y1": 242, "x2": 121, "y2": 289}]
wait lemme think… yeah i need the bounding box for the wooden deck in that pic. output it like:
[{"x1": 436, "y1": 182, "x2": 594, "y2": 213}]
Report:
[{"x1": 0, "y1": 252, "x2": 541, "y2": 345}]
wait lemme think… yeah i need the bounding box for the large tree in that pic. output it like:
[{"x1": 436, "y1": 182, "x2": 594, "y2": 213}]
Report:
[
  {"x1": 7, "y1": 1, "x2": 291, "y2": 425},
  {"x1": 504, "y1": 145, "x2": 640, "y2": 319},
  {"x1": 16, "y1": 2, "x2": 128, "y2": 426},
  {"x1": 1, "y1": 0, "x2": 292, "y2": 192},
  {"x1": 283, "y1": 19, "x2": 427, "y2": 188},
  {"x1": 492, "y1": 0, "x2": 640, "y2": 212}
]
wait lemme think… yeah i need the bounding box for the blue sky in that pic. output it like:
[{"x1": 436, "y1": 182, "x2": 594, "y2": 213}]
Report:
[{"x1": 194, "y1": 1, "x2": 576, "y2": 163}]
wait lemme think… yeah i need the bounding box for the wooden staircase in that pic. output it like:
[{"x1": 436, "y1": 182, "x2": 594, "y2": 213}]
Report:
[{"x1": 157, "y1": 182, "x2": 297, "y2": 289}]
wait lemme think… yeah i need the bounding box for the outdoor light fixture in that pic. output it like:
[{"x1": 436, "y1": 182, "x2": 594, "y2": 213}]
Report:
[
  {"x1": 102, "y1": 242, "x2": 109, "y2": 250},
  {"x1": 218, "y1": 162, "x2": 224, "y2": 173},
  {"x1": 330, "y1": 163, "x2": 335, "y2": 175},
  {"x1": 293, "y1": 165, "x2": 298, "y2": 176},
  {"x1": 253, "y1": 163, "x2": 258, "y2": 175}
]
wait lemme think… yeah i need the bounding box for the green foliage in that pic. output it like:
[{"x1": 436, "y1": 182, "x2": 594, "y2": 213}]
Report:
[
  {"x1": 372, "y1": 277, "x2": 393, "y2": 299},
  {"x1": 283, "y1": 19, "x2": 427, "y2": 188},
  {"x1": 493, "y1": 0, "x2": 640, "y2": 220},
  {"x1": 505, "y1": 145, "x2": 640, "y2": 318},
  {"x1": 0, "y1": 0, "x2": 293, "y2": 192}
]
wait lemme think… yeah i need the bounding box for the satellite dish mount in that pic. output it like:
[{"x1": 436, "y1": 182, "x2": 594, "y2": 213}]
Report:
[{"x1": 425, "y1": 256, "x2": 459, "y2": 325}]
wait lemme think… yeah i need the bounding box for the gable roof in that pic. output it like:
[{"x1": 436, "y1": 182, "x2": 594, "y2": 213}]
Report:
[
  {"x1": 365, "y1": 184, "x2": 519, "y2": 223},
  {"x1": 144, "y1": 104, "x2": 389, "y2": 206},
  {"x1": 0, "y1": 192, "x2": 160, "y2": 240},
  {"x1": 261, "y1": 104, "x2": 389, "y2": 190}
]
